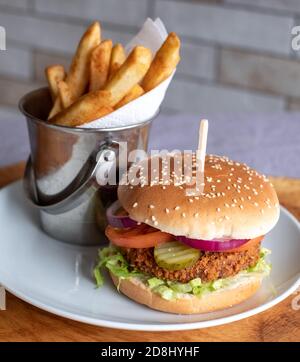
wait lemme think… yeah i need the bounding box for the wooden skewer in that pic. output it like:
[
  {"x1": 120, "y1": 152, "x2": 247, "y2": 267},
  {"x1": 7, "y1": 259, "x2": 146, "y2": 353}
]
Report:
[{"x1": 197, "y1": 119, "x2": 209, "y2": 173}]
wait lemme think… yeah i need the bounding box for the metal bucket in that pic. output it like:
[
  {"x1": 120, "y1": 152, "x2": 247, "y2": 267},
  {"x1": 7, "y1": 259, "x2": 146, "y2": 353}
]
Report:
[{"x1": 19, "y1": 87, "x2": 153, "y2": 245}]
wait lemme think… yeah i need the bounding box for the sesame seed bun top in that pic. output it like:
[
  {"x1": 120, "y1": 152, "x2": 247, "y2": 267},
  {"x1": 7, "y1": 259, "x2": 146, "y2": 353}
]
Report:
[{"x1": 118, "y1": 153, "x2": 280, "y2": 240}]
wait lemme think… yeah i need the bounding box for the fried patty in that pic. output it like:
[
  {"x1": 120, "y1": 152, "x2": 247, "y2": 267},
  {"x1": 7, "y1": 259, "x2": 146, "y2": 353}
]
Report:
[{"x1": 122, "y1": 243, "x2": 260, "y2": 283}]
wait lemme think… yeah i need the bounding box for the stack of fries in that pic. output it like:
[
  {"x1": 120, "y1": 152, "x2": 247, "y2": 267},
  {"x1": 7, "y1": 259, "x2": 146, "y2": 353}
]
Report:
[{"x1": 45, "y1": 21, "x2": 180, "y2": 127}]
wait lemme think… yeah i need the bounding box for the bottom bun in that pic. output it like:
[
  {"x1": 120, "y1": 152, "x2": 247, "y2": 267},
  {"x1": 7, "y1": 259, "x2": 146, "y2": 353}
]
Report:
[{"x1": 110, "y1": 273, "x2": 262, "y2": 314}]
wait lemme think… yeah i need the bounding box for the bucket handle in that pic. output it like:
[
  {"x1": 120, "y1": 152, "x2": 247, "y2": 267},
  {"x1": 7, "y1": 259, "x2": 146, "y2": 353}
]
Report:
[{"x1": 23, "y1": 140, "x2": 119, "y2": 214}]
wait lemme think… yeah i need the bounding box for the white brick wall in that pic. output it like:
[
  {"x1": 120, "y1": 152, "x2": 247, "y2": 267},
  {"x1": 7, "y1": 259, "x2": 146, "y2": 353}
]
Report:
[
  {"x1": 220, "y1": 48, "x2": 300, "y2": 97},
  {"x1": 0, "y1": 0, "x2": 299, "y2": 114},
  {"x1": 164, "y1": 78, "x2": 285, "y2": 113},
  {"x1": 34, "y1": 0, "x2": 149, "y2": 28},
  {"x1": 225, "y1": 0, "x2": 300, "y2": 14},
  {"x1": 178, "y1": 42, "x2": 216, "y2": 81},
  {"x1": 0, "y1": 46, "x2": 32, "y2": 79},
  {"x1": 0, "y1": 12, "x2": 87, "y2": 53},
  {"x1": 155, "y1": 1, "x2": 294, "y2": 55},
  {"x1": 0, "y1": 0, "x2": 29, "y2": 10}
]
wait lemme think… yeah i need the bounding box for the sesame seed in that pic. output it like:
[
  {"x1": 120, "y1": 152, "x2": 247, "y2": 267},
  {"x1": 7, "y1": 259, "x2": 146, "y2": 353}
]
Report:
[
  {"x1": 149, "y1": 204, "x2": 155, "y2": 209},
  {"x1": 225, "y1": 215, "x2": 230, "y2": 220},
  {"x1": 231, "y1": 203, "x2": 236, "y2": 207},
  {"x1": 216, "y1": 179, "x2": 221, "y2": 183},
  {"x1": 239, "y1": 205, "x2": 244, "y2": 209},
  {"x1": 225, "y1": 203, "x2": 230, "y2": 208},
  {"x1": 227, "y1": 186, "x2": 231, "y2": 190},
  {"x1": 182, "y1": 213, "x2": 186, "y2": 218},
  {"x1": 233, "y1": 198, "x2": 237, "y2": 203},
  {"x1": 194, "y1": 213, "x2": 199, "y2": 218},
  {"x1": 174, "y1": 206, "x2": 180, "y2": 210},
  {"x1": 133, "y1": 202, "x2": 138, "y2": 208},
  {"x1": 154, "y1": 221, "x2": 158, "y2": 226},
  {"x1": 260, "y1": 209, "x2": 264, "y2": 214},
  {"x1": 151, "y1": 215, "x2": 156, "y2": 221},
  {"x1": 165, "y1": 208, "x2": 170, "y2": 214},
  {"x1": 217, "y1": 207, "x2": 221, "y2": 212},
  {"x1": 254, "y1": 202, "x2": 258, "y2": 207},
  {"x1": 188, "y1": 198, "x2": 193, "y2": 203},
  {"x1": 248, "y1": 196, "x2": 251, "y2": 200}
]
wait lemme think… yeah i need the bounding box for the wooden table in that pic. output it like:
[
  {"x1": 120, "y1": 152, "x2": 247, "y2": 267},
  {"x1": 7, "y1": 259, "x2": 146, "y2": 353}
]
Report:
[{"x1": 0, "y1": 162, "x2": 299, "y2": 342}]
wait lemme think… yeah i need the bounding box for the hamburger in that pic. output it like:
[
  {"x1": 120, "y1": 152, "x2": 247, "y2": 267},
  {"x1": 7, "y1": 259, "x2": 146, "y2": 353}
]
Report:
[{"x1": 94, "y1": 153, "x2": 279, "y2": 314}]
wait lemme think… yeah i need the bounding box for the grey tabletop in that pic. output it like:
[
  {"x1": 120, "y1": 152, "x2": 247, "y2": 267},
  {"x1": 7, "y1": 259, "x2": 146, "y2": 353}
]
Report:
[{"x1": 0, "y1": 112, "x2": 299, "y2": 178}]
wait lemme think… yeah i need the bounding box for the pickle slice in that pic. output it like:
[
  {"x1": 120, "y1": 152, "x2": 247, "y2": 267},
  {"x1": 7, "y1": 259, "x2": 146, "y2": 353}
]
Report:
[{"x1": 154, "y1": 241, "x2": 201, "y2": 271}]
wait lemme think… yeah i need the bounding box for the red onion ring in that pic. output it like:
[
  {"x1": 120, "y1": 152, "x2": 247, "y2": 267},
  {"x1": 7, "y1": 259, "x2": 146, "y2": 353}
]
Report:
[
  {"x1": 175, "y1": 235, "x2": 249, "y2": 252},
  {"x1": 106, "y1": 200, "x2": 138, "y2": 228}
]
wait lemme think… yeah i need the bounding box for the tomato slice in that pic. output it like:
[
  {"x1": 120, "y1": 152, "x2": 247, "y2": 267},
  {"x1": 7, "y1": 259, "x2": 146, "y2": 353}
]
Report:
[
  {"x1": 105, "y1": 224, "x2": 174, "y2": 248},
  {"x1": 223, "y1": 235, "x2": 264, "y2": 252}
]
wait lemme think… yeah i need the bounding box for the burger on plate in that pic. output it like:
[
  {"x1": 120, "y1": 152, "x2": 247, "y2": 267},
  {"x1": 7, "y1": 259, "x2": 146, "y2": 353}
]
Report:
[{"x1": 94, "y1": 153, "x2": 279, "y2": 314}]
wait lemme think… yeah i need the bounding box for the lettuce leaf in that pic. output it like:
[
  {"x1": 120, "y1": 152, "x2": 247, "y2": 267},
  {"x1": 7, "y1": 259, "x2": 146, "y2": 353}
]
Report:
[
  {"x1": 94, "y1": 246, "x2": 272, "y2": 300},
  {"x1": 93, "y1": 246, "x2": 143, "y2": 287}
]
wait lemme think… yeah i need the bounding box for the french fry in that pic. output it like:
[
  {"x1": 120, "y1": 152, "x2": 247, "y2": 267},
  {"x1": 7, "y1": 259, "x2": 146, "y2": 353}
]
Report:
[
  {"x1": 45, "y1": 65, "x2": 65, "y2": 101},
  {"x1": 48, "y1": 21, "x2": 101, "y2": 118},
  {"x1": 115, "y1": 84, "x2": 144, "y2": 109},
  {"x1": 89, "y1": 39, "x2": 113, "y2": 91},
  {"x1": 104, "y1": 46, "x2": 152, "y2": 106},
  {"x1": 108, "y1": 43, "x2": 126, "y2": 80},
  {"x1": 57, "y1": 80, "x2": 75, "y2": 108},
  {"x1": 48, "y1": 98, "x2": 62, "y2": 119},
  {"x1": 142, "y1": 32, "x2": 180, "y2": 92},
  {"x1": 49, "y1": 90, "x2": 113, "y2": 127},
  {"x1": 67, "y1": 21, "x2": 101, "y2": 97}
]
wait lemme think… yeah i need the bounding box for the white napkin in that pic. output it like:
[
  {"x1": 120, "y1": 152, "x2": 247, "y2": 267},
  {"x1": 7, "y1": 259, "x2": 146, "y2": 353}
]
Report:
[{"x1": 81, "y1": 18, "x2": 175, "y2": 129}]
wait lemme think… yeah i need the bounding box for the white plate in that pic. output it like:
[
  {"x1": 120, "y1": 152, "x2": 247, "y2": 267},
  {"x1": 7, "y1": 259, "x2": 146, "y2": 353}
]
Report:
[{"x1": 0, "y1": 182, "x2": 299, "y2": 331}]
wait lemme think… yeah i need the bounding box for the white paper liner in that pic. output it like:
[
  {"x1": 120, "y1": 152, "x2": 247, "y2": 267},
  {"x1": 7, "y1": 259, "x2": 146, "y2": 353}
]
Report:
[{"x1": 80, "y1": 18, "x2": 175, "y2": 129}]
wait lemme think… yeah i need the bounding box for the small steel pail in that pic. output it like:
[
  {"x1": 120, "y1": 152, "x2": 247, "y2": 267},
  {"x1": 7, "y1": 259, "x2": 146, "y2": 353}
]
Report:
[{"x1": 19, "y1": 87, "x2": 154, "y2": 245}]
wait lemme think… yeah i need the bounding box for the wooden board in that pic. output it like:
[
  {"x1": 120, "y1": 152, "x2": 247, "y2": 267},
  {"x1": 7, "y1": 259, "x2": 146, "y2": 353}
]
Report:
[{"x1": 0, "y1": 162, "x2": 299, "y2": 342}]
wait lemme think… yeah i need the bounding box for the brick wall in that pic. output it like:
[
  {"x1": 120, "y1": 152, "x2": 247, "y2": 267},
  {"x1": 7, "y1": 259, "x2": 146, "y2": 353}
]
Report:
[{"x1": 0, "y1": 0, "x2": 300, "y2": 117}]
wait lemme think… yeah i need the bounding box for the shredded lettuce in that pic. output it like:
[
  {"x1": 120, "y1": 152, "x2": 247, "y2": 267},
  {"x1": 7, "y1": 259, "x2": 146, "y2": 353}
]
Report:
[
  {"x1": 93, "y1": 246, "x2": 143, "y2": 287},
  {"x1": 148, "y1": 277, "x2": 165, "y2": 289},
  {"x1": 167, "y1": 281, "x2": 193, "y2": 293},
  {"x1": 94, "y1": 246, "x2": 272, "y2": 300},
  {"x1": 189, "y1": 278, "x2": 202, "y2": 288},
  {"x1": 154, "y1": 285, "x2": 174, "y2": 300}
]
